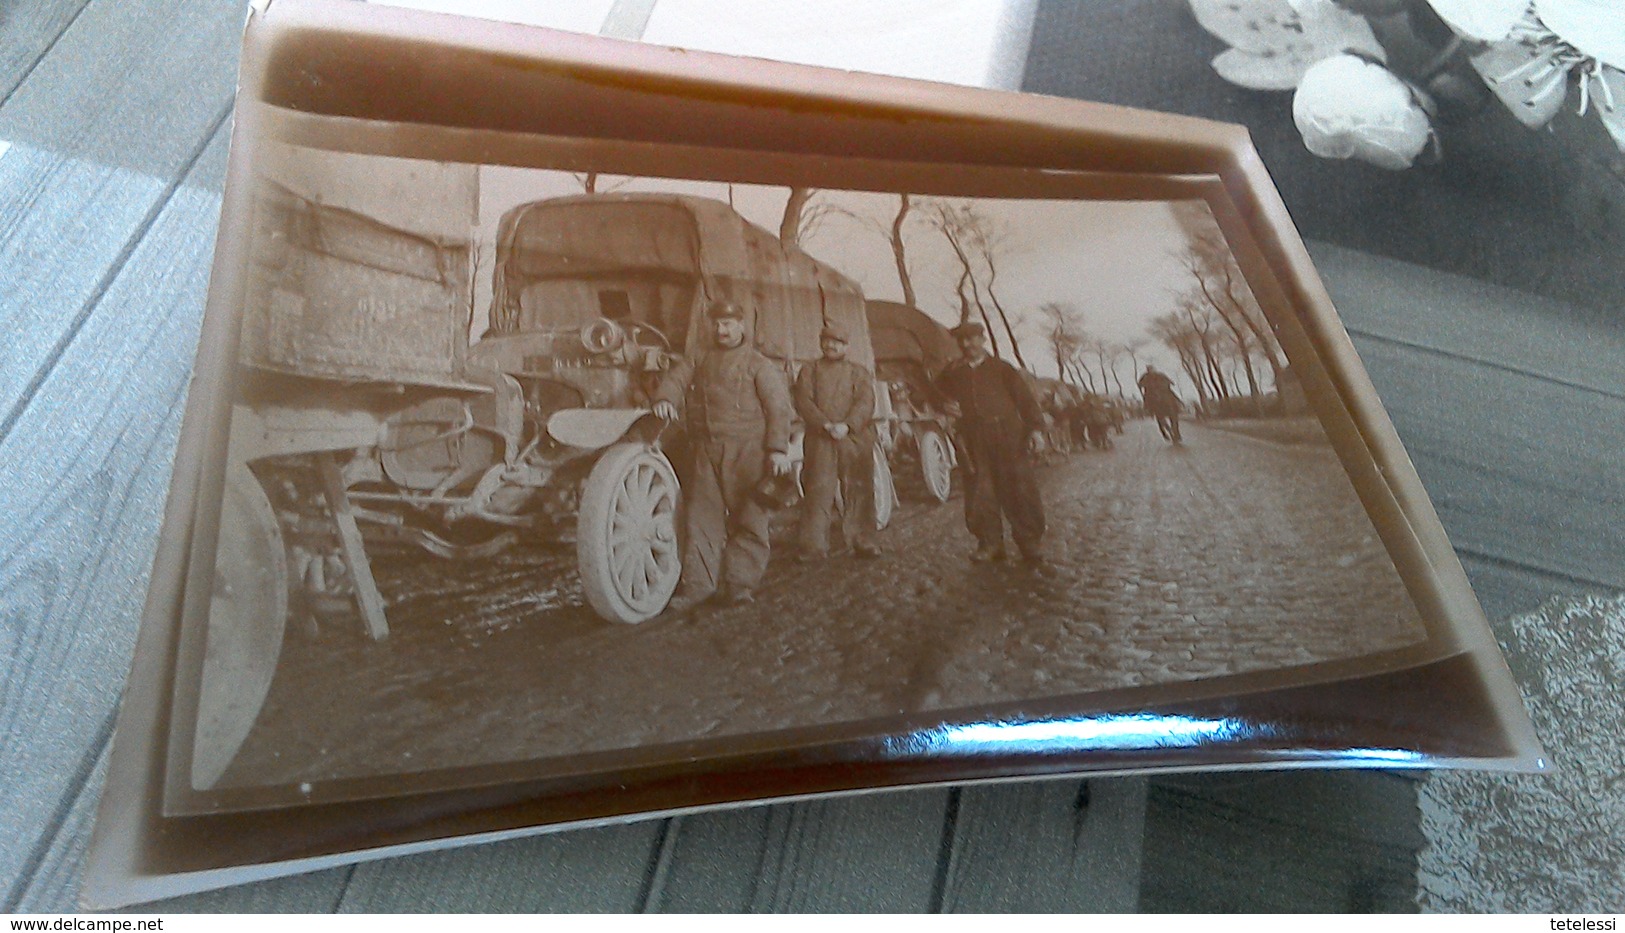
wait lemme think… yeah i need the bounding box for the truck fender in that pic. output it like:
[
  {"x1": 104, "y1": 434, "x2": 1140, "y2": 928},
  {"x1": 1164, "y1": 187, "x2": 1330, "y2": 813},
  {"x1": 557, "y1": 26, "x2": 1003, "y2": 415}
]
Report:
[{"x1": 546, "y1": 407, "x2": 664, "y2": 451}]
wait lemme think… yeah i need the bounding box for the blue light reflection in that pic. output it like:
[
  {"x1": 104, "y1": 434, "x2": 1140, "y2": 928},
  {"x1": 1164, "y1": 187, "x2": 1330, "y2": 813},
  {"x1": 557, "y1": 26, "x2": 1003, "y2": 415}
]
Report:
[
  {"x1": 885, "y1": 713, "x2": 1427, "y2": 765},
  {"x1": 891, "y1": 713, "x2": 1275, "y2": 757}
]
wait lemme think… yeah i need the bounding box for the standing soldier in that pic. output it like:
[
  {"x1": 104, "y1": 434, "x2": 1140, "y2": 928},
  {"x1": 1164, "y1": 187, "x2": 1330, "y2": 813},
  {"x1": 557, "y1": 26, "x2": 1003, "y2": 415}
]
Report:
[
  {"x1": 652, "y1": 301, "x2": 795, "y2": 610},
  {"x1": 934, "y1": 322, "x2": 1047, "y2": 563},
  {"x1": 794, "y1": 323, "x2": 881, "y2": 561}
]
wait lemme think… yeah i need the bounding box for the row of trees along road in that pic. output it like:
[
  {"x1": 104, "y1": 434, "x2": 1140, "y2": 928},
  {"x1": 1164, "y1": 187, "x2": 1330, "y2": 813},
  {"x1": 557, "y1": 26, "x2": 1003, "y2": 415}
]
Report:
[
  {"x1": 783, "y1": 188, "x2": 1030, "y2": 367},
  {"x1": 779, "y1": 189, "x2": 1285, "y2": 411},
  {"x1": 1157, "y1": 201, "x2": 1287, "y2": 413}
]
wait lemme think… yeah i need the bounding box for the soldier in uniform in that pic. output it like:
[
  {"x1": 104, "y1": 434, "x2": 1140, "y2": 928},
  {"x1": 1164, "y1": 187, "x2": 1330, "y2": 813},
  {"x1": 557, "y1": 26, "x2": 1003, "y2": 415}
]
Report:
[
  {"x1": 933, "y1": 322, "x2": 1048, "y2": 563},
  {"x1": 652, "y1": 301, "x2": 795, "y2": 610},
  {"x1": 793, "y1": 323, "x2": 880, "y2": 561}
]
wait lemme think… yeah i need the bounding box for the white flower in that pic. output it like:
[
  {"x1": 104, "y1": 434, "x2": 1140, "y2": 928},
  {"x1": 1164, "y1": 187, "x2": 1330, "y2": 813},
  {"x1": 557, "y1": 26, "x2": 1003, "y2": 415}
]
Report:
[
  {"x1": 1464, "y1": 0, "x2": 1625, "y2": 149},
  {"x1": 1426, "y1": 0, "x2": 1531, "y2": 43},
  {"x1": 1535, "y1": 0, "x2": 1625, "y2": 71},
  {"x1": 1293, "y1": 55, "x2": 1435, "y2": 169}
]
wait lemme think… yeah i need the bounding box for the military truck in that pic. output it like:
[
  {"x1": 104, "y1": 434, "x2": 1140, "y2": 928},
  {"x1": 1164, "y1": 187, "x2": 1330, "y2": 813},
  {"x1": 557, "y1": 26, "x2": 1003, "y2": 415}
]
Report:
[
  {"x1": 865, "y1": 300, "x2": 959, "y2": 503},
  {"x1": 200, "y1": 187, "x2": 890, "y2": 786}
]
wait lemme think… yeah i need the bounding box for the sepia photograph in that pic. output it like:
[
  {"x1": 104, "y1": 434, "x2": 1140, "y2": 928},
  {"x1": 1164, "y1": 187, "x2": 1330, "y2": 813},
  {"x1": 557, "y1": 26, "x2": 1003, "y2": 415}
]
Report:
[{"x1": 174, "y1": 139, "x2": 1442, "y2": 810}]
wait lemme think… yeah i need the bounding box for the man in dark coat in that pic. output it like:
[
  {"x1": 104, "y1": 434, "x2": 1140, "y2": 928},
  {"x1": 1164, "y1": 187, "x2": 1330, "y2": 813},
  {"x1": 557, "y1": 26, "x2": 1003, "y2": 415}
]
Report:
[
  {"x1": 793, "y1": 323, "x2": 880, "y2": 560},
  {"x1": 933, "y1": 322, "x2": 1047, "y2": 562},
  {"x1": 653, "y1": 301, "x2": 795, "y2": 609},
  {"x1": 1137, "y1": 365, "x2": 1182, "y2": 443}
]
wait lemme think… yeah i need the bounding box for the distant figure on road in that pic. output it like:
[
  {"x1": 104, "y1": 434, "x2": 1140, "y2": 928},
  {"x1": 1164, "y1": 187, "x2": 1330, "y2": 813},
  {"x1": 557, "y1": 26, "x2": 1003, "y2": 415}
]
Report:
[
  {"x1": 1138, "y1": 365, "x2": 1182, "y2": 444},
  {"x1": 934, "y1": 322, "x2": 1047, "y2": 563},
  {"x1": 794, "y1": 323, "x2": 881, "y2": 561},
  {"x1": 1082, "y1": 393, "x2": 1115, "y2": 450},
  {"x1": 653, "y1": 301, "x2": 795, "y2": 610}
]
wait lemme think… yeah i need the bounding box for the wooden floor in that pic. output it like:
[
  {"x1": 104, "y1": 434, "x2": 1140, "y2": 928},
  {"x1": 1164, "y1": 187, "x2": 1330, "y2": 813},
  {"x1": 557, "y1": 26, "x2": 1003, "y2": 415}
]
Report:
[{"x1": 2, "y1": 0, "x2": 1617, "y2": 913}]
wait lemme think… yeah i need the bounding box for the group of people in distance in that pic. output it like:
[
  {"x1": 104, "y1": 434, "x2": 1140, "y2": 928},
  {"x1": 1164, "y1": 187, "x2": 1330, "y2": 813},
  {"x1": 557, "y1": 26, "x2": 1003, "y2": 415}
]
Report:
[{"x1": 650, "y1": 300, "x2": 1180, "y2": 618}]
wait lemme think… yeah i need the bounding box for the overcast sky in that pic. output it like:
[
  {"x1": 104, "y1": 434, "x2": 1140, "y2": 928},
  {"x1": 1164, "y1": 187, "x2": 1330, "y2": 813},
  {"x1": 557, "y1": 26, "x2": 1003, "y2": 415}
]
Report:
[
  {"x1": 480, "y1": 166, "x2": 1207, "y2": 394},
  {"x1": 262, "y1": 143, "x2": 1215, "y2": 398}
]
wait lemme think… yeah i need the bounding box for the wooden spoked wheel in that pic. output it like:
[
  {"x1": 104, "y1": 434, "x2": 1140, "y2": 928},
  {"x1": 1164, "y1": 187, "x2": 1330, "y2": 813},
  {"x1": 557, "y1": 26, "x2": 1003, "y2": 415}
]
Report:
[
  {"x1": 872, "y1": 442, "x2": 896, "y2": 531},
  {"x1": 577, "y1": 443, "x2": 682, "y2": 623},
  {"x1": 918, "y1": 428, "x2": 953, "y2": 504}
]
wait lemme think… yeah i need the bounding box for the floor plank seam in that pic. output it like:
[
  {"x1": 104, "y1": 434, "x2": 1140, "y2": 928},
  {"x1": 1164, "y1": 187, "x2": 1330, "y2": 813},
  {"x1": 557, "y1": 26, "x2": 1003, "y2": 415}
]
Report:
[
  {"x1": 1346, "y1": 327, "x2": 1625, "y2": 403},
  {"x1": 637, "y1": 817, "x2": 681, "y2": 913},
  {"x1": 1068, "y1": 779, "x2": 1091, "y2": 859},
  {"x1": 328, "y1": 864, "x2": 358, "y2": 913},
  {"x1": 1146, "y1": 783, "x2": 1418, "y2": 851},
  {"x1": 1455, "y1": 548, "x2": 1622, "y2": 596},
  {"x1": 926, "y1": 787, "x2": 962, "y2": 913},
  {"x1": 0, "y1": 0, "x2": 95, "y2": 111},
  {"x1": 2, "y1": 706, "x2": 115, "y2": 912},
  {"x1": 1411, "y1": 442, "x2": 1614, "y2": 499},
  {"x1": 0, "y1": 99, "x2": 231, "y2": 449}
]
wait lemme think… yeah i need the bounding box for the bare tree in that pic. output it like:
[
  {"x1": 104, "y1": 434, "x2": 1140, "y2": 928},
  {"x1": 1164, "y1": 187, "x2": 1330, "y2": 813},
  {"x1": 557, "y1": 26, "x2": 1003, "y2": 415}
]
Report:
[
  {"x1": 1123, "y1": 338, "x2": 1149, "y2": 386},
  {"x1": 1089, "y1": 338, "x2": 1117, "y2": 398},
  {"x1": 803, "y1": 193, "x2": 921, "y2": 306},
  {"x1": 1169, "y1": 202, "x2": 1285, "y2": 410},
  {"x1": 1104, "y1": 342, "x2": 1128, "y2": 397},
  {"x1": 890, "y1": 194, "x2": 917, "y2": 308},
  {"x1": 571, "y1": 172, "x2": 633, "y2": 195},
  {"x1": 965, "y1": 211, "x2": 1029, "y2": 370},
  {"x1": 794, "y1": 192, "x2": 923, "y2": 310},
  {"x1": 1174, "y1": 294, "x2": 1233, "y2": 401},
  {"x1": 781, "y1": 187, "x2": 815, "y2": 245},
  {"x1": 924, "y1": 200, "x2": 1030, "y2": 368},
  {"x1": 1150, "y1": 311, "x2": 1212, "y2": 408},
  {"x1": 929, "y1": 202, "x2": 999, "y2": 357},
  {"x1": 1037, "y1": 302, "x2": 1088, "y2": 387}
]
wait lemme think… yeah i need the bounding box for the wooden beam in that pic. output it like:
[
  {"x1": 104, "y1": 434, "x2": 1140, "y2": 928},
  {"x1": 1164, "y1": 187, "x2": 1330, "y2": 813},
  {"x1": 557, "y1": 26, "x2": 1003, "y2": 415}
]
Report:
[{"x1": 315, "y1": 453, "x2": 389, "y2": 641}]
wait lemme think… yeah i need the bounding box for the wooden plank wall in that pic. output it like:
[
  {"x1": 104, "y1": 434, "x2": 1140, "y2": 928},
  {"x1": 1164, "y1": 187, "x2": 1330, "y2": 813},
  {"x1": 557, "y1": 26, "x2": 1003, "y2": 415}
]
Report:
[{"x1": 2, "y1": 0, "x2": 1616, "y2": 914}]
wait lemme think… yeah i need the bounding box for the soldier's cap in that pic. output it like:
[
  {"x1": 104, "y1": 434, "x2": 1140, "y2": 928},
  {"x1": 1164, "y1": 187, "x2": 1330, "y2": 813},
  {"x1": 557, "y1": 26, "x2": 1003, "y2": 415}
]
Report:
[
  {"x1": 949, "y1": 321, "x2": 986, "y2": 341},
  {"x1": 818, "y1": 324, "x2": 849, "y2": 344},
  {"x1": 710, "y1": 300, "x2": 747, "y2": 321}
]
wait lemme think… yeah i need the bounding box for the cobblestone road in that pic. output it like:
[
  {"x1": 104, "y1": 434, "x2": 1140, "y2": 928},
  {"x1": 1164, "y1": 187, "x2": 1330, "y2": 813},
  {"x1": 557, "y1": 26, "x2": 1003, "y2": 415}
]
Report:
[{"x1": 227, "y1": 418, "x2": 1429, "y2": 787}]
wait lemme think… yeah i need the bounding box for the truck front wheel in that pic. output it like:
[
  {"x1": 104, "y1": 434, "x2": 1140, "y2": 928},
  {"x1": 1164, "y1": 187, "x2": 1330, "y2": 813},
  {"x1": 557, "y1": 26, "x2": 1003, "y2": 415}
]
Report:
[{"x1": 577, "y1": 443, "x2": 682, "y2": 623}]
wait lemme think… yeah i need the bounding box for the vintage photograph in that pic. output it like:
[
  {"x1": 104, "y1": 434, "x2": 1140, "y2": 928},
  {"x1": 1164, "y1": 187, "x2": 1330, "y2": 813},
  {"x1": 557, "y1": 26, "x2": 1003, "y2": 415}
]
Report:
[{"x1": 178, "y1": 141, "x2": 1436, "y2": 805}]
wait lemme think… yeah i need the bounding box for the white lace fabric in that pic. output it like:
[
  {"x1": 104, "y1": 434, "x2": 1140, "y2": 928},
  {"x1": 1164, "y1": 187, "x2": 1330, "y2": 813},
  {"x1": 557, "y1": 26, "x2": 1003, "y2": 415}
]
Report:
[{"x1": 1418, "y1": 595, "x2": 1625, "y2": 912}]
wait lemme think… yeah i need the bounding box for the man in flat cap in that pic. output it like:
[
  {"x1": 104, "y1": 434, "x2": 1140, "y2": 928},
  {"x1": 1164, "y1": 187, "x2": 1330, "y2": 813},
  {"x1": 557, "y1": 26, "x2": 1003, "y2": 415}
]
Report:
[
  {"x1": 793, "y1": 322, "x2": 881, "y2": 561},
  {"x1": 933, "y1": 321, "x2": 1047, "y2": 563},
  {"x1": 653, "y1": 300, "x2": 795, "y2": 609}
]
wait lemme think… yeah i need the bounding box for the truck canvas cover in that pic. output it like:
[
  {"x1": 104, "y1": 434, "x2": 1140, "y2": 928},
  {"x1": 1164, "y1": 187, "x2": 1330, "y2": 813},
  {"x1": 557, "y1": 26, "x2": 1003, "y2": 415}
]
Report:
[
  {"x1": 489, "y1": 193, "x2": 872, "y2": 369},
  {"x1": 242, "y1": 183, "x2": 469, "y2": 385}
]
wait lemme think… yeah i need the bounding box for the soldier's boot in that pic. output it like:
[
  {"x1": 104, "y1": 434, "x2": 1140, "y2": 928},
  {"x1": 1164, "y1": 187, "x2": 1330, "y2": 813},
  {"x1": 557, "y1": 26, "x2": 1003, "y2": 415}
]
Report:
[
  {"x1": 852, "y1": 542, "x2": 881, "y2": 559},
  {"x1": 970, "y1": 542, "x2": 1006, "y2": 563}
]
